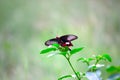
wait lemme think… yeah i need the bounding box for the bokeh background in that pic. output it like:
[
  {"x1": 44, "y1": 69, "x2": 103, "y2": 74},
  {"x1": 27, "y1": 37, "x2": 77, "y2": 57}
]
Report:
[{"x1": 0, "y1": 0, "x2": 120, "y2": 80}]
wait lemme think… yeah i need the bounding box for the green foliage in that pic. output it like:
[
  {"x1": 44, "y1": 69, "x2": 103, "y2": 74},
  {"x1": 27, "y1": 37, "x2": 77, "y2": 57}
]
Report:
[
  {"x1": 106, "y1": 65, "x2": 120, "y2": 80},
  {"x1": 58, "y1": 75, "x2": 73, "y2": 80},
  {"x1": 40, "y1": 42, "x2": 113, "y2": 80},
  {"x1": 70, "y1": 47, "x2": 84, "y2": 55},
  {"x1": 59, "y1": 46, "x2": 69, "y2": 52},
  {"x1": 94, "y1": 54, "x2": 112, "y2": 65},
  {"x1": 77, "y1": 57, "x2": 94, "y2": 66},
  {"x1": 59, "y1": 52, "x2": 67, "y2": 56},
  {"x1": 102, "y1": 54, "x2": 112, "y2": 62},
  {"x1": 40, "y1": 47, "x2": 57, "y2": 54},
  {"x1": 52, "y1": 43, "x2": 60, "y2": 48},
  {"x1": 107, "y1": 66, "x2": 117, "y2": 72},
  {"x1": 106, "y1": 65, "x2": 120, "y2": 72}
]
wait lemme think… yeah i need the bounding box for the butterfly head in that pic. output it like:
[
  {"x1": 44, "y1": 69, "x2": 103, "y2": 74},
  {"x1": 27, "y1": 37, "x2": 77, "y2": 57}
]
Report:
[{"x1": 56, "y1": 36, "x2": 59, "y2": 39}]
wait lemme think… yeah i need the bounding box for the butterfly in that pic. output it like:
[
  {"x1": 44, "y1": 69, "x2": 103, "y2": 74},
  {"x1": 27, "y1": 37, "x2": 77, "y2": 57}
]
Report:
[{"x1": 45, "y1": 34, "x2": 78, "y2": 47}]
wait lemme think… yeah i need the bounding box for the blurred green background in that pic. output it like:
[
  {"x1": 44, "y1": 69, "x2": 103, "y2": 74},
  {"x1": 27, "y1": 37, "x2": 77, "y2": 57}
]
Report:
[{"x1": 0, "y1": 0, "x2": 120, "y2": 80}]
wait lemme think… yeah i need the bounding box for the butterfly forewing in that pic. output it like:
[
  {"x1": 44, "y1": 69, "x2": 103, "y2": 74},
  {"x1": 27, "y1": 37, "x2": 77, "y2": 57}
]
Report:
[
  {"x1": 45, "y1": 38, "x2": 58, "y2": 46},
  {"x1": 60, "y1": 35, "x2": 78, "y2": 42}
]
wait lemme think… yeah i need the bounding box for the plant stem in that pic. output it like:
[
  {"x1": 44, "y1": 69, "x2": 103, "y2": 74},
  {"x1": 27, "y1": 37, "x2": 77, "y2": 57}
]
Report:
[
  {"x1": 86, "y1": 62, "x2": 89, "y2": 66},
  {"x1": 66, "y1": 57, "x2": 81, "y2": 80},
  {"x1": 95, "y1": 59, "x2": 99, "y2": 65}
]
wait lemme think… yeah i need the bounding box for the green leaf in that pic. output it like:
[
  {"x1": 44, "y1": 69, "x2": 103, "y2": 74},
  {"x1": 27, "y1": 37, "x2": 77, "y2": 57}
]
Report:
[
  {"x1": 96, "y1": 55, "x2": 102, "y2": 60},
  {"x1": 58, "y1": 75, "x2": 72, "y2": 80},
  {"x1": 40, "y1": 47, "x2": 57, "y2": 54},
  {"x1": 52, "y1": 43, "x2": 60, "y2": 48},
  {"x1": 102, "y1": 54, "x2": 112, "y2": 62},
  {"x1": 87, "y1": 58, "x2": 94, "y2": 62},
  {"x1": 88, "y1": 65, "x2": 97, "y2": 71},
  {"x1": 59, "y1": 46, "x2": 69, "y2": 52},
  {"x1": 76, "y1": 72, "x2": 80, "y2": 77},
  {"x1": 106, "y1": 66, "x2": 118, "y2": 72},
  {"x1": 59, "y1": 52, "x2": 67, "y2": 56},
  {"x1": 106, "y1": 66, "x2": 116, "y2": 72},
  {"x1": 76, "y1": 72, "x2": 85, "y2": 78},
  {"x1": 70, "y1": 47, "x2": 84, "y2": 55},
  {"x1": 78, "y1": 57, "x2": 94, "y2": 62},
  {"x1": 77, "y1": 57, "x2": 85, "y2": 61}
]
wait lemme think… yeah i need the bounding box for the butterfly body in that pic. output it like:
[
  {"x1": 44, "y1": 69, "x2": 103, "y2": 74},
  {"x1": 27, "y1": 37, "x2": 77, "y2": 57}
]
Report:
[{"x1": 45, "y1": 34, "x2": 78, "y2": 47}]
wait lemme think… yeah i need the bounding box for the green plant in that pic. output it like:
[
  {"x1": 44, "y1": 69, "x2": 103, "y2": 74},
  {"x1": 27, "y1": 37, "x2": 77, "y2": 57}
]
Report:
[
  {"x1": 106, "y1": 65, "x2": 120, "y2": 80},
  {"x1": 40, "y1": 43, "x2": 112, "y2": 80}
]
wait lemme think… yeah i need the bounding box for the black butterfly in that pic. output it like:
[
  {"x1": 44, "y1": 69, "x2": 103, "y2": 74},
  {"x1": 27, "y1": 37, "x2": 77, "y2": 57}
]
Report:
[{"x1": 45, "y1": 34, "x2": 78, "y2": 47}]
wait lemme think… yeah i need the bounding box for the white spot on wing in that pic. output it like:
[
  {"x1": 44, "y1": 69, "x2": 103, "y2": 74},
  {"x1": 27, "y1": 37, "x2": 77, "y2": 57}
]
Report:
[{"x1": 66, "y1": 42, "x2": 70, "y2": 44}]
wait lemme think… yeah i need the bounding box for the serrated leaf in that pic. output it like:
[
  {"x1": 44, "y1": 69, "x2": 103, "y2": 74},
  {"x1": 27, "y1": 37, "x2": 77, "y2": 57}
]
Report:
[
  {"x1": 102, "y1": 54, "x2": 112, "y2": 62},
  {"x1": 40, "y1": 47, "x2": 57, "y2": 54},
  {"x1": 58, "y1": 75, "x2": 72, "y2": 80},
  {"x1": 70, "y1": 47, "x2": 84, "y2": 55}
]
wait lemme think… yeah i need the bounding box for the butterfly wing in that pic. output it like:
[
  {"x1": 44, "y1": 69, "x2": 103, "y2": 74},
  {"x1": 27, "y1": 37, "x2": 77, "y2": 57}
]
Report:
[
  {"x1": 45, "y1": 38, "x2": 58, "y2": 46},
  {"x1": 60, "y1": 34, "x2": 78, "y2": 42}
]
